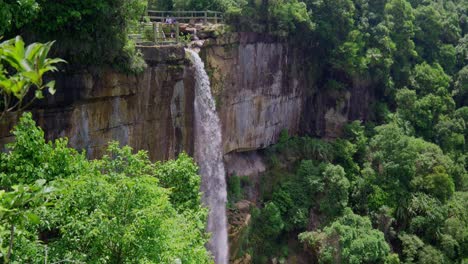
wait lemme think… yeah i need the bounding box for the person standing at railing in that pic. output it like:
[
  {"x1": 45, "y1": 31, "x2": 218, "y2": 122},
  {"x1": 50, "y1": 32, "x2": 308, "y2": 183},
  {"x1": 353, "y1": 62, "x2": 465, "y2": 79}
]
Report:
[{"x1": 164, "y1": 16, "x2": 177, "y2": 38}]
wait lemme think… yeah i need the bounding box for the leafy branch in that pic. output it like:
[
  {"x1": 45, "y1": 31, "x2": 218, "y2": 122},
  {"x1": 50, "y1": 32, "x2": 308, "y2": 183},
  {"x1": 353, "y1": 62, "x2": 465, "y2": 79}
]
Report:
[{"x1": 0, "y1": 36, "x2": 66, "y2": 120}]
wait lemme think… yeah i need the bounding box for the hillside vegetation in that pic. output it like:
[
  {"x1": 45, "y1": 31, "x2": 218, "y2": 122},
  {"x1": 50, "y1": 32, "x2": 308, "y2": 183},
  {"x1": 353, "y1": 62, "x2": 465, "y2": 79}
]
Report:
[
  {"x1": 0, "y1": 0, "x2": 467, "y2": 263},
  {"x1": 218, "y1": 0, "x2": 467, "y2": 262}
]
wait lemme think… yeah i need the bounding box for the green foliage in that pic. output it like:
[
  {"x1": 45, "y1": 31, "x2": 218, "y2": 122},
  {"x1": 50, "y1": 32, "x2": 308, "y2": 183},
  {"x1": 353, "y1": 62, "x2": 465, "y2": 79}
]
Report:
[
  {"x1": 155, "y1": 152, "x2": 204, "y2": 214},
  {"x1": 225, "y1": 0, "x2": 314, "y2": 37},
  {"x1": 299, "y1": 208, "x2": 392, "y2": 264},
  {"x1": 267, "y1": 0, "x2": 315, "y2": 37},
  {"x1": 414, "y1": 4, "x2": 444, "y2": 62},
  {"x1": 149, "y1": 0, "x2": 236, "y2": 11},
  {"x1": 41, "y1": 148, "x2": 210, "y2": 263},
  {"x1": 0, "y1": 0, "x2": 39, "y2": 36},
  {"x1": 0, "y1": 112, "x2": 84, "y2": 263},
  {"x1": 399, "y1": 233, "x2": 451, "y2": 264},
  {"x1": 174, "y1": 0, "x2": 232, "y2": 11},
  {"x1": 230, "y1": 0, "x2": 467, "y2": 262},
  {"x1": 227, "y1": 174, "x2": 242, "y2": 205},
  {"x1": 409, "y1": 62, "x2": 451, "y2": 94},
  {"x1": 268, "y1": 136, "x2": 335, "y2": 163},
  {"x1": 3, "y1": 0, "x2": 468, "y2": 262},
  {"x1": 399, "y1": 233, "x2": 425, "y2": 263},
  {"x1": 384, "y1": 0, "x2": 417, "y2": 85},
  {"x1": 396, "y1": 87, "x2": 455, "y2": 140},
  {"x1": 309, "y1": 0, "x2": 355, "y2": 49},
  {"x1": 117, "y1": 39, "x2": 147, "y2": 74},
  {"x1": 368, "y1": 123, "x2": 455, "y2": 206},
  {"x1": 434, "y1": 114, "x2": 466, "y2": 153},
  {"x1": 271, "y1": 173, "x2": 310, "y2": 230},
  {"x1": 0, "y1": 112, "x2": 85, "y2": 186},
  {"x1": 302, "y1": 161, "x2": 350, "y2": 218},
  {"x1": 0, "y1": 179, "x2": 50, "y2": 263},
  {"x1": 0, "y1": 113, "x2": 211, "y2": 263},
  {"x1": 0, "y1": 36, "x2": 65, "y2": 118},
  {"x1": 455, "y1": 65, "x2": 468, "y2": 104},
  {"x1": 1, "y1": 0, "x2": 147, "y2": 71},
  {"x1": 252, "y1": 119, "x2": 466, "y2": 262},
  {"x1": 443, "y1": 192, "x2": 468, "y2": 260},
  {"x1": 249, "y1": 202, "x2": 285, "y2": 260}
]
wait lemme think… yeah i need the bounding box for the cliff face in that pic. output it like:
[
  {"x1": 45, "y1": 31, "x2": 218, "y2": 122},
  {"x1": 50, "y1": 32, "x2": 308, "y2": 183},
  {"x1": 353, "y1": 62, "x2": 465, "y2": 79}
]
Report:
[
  {"x1": 0, "y1": 46, "x2": 195, "y2": 161},
  {"x1": 202, "y1": 33, "x2": 306, "y2": 154},
  {"x1": 0, "y1": 33, "x2": 374, "y2": 160}
]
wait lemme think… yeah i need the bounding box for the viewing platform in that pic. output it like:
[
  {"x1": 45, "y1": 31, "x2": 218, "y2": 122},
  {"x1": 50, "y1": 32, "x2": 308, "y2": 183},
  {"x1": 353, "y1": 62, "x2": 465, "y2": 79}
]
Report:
[
  {"x1": 129, "y1": 10, "x2": 225, "y2": 46},
  {"x1": 147, "y1": 10, "x2": 223, "y2": 24}
]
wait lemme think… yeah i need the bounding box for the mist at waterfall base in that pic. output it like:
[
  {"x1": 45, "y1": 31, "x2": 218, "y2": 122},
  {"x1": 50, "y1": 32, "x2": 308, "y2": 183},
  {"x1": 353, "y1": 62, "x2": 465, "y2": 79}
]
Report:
[{"x1": 186, "y1": 49, "x2": 229, "y2": 264}]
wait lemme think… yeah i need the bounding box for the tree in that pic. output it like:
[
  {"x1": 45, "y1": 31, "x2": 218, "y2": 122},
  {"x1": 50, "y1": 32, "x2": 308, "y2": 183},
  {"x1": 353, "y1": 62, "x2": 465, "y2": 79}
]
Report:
[
  {"x1": 454, "y1": 66, "x2": 468, "y2": 105},
  {"x1": 267, "y1": 0, "x2": 314, "y2": 37},
  {"x1": 412, "y1": 3, "x2": 460, "y2": 72},
  {"x1": 396, "y1": 62, "x2": 455, "y2": 140},
  {"x1": 0, "y1": 112, "x2": 82, "y2": 263},
  {"x1": 0, "y1": 0, "x2": 39, "y2": 36},
  {"x1": 249, "y1": 202, "x2": 285, "y2": 261},
  {"x1": 409, "y1": 62, "x2": 451, "y2": 95},
  {"x1": 302, "y1": 161, "x2": 350, "y2": 218},
  {"x1": 5, "y1": 0, "x2": 147, "y2": 70},
  {"x1": 368, "y1": 123, "x2": 455, "y2": 220},
  {"x1": 1, "y1": 114, "x2": 212, "y2": 263},
  {"x1": 299, "y1": 208, "x2": 394, "y2": 264},
  {"x1": 309, "y1": 0, "x2": 355, "y2": 48},
  {"x1": 155, "y1": 152, "x2": 206, "y2": 216},
  {"x1": 0, "y1": 180, "x2": 50, "y2": 263},
  {"x1": 39, "y1": 145, "x2": 211, "y2": 263},
  {"x1": 225, "y1": 0, "x2": 313, "y2": 36},
  {"x1": 170, "y1": 0, "x2": 236, "y2": 11},
  {"x1": 399, "y1": 233, "x2": 449, "y2": 264},
  {"x1": 384, "y1": 0, "x2": 417, "y2": 86},
  {"x1": 434, "y1": 114, "x2": 465, "y2": 153}
]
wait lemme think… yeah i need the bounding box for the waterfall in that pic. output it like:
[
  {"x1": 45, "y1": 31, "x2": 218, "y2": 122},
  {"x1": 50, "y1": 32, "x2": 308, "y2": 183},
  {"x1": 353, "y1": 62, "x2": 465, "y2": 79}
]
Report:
[{"x1": 186, "y1": 48, "x2": 229, "y2": 264}]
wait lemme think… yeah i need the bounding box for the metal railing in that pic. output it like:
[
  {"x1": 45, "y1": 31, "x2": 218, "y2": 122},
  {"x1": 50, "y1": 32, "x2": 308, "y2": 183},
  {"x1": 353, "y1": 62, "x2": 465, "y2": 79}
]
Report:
[
  {"x1": 129, "y1": 10, "x2": 224, "y2": 45},
  {"x1": 147, "y1": 10, "x2": 223, "y2": 24},
  {"x1": 129, "y1": 22, "x2": 180, "y2": 45}
]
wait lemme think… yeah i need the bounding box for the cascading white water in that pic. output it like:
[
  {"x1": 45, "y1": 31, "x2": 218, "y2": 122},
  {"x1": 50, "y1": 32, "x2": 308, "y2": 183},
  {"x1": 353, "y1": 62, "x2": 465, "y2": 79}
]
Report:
[{"x1": 186, "y1": 48, "x2": 229, "y2": 264}]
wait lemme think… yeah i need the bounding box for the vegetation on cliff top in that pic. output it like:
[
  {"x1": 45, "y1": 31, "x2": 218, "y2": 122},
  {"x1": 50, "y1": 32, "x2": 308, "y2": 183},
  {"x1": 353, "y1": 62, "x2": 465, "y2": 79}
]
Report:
[{"x1": 0, "y1": 0, "x2": 147, "y2": 72}]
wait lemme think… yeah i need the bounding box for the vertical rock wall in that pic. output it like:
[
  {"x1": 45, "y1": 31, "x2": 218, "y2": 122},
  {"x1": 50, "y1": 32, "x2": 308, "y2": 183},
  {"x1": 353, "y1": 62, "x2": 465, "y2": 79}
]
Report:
[
  {"x1": 0, "y1": 33, "x2": 374, "y2": 160},
  {"x1": 0, "y1": 47, "x2": 195, "y2": 161},
  {"x1": 202, "y1": 33, "x2": 307, "y2": 154}
]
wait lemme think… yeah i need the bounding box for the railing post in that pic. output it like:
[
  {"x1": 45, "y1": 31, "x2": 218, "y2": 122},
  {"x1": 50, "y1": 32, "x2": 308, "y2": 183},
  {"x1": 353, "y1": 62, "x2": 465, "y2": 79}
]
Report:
[
  {"x1": 175, "y1": 22, "x2": 180, "y2": 43},
  {"x1": 153, "y1": 22, "x2": 157, "y2": 43},
  {"x1": 204, "y1": 11, "x2": 208, "y2": 24},
  {"x1": 214, "y1": 12, "x2": 218, "y2": 24}
]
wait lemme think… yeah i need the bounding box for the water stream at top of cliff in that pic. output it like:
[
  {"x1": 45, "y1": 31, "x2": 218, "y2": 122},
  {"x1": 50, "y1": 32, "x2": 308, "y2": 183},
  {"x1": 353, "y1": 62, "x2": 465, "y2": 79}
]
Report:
[{"x1": 186, "y1": 48, "x2": 229, "y2": 264}]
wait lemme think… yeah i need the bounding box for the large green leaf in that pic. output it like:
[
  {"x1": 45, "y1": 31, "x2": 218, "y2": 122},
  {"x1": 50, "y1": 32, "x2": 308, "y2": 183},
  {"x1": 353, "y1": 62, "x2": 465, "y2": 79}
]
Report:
[{"x1": 0, "y1": 36, "x2": 66, "y2": 111}]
